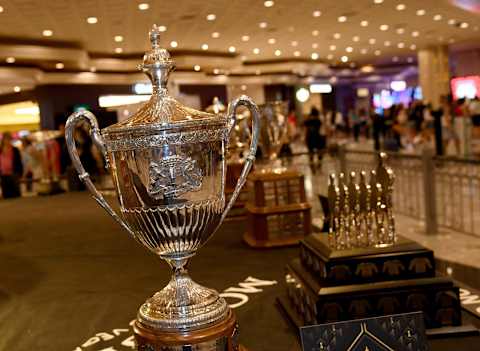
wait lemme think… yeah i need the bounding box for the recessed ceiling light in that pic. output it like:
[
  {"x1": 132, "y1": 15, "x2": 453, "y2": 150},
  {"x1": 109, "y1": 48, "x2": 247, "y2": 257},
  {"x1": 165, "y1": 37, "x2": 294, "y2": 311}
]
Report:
[
  {"x1": 291, "y1": 41, "x2": 298, "y2": 47},
  {"x1": 228, "y1": 46, "x2": 236, "y2": 53},
  {"x1": 338, "y1": 15, "x2": 347, "y2": 23},
  {"x1": 213, "y1": 68, "x2": 220, "y2": 74},
  {"x1": 353, "y1": 36, "x2": 360, "y2": 42},
  {"x1": 268, "y1": 38, "x2": 276, "y2": 44},
  {"x1": 312, "y1": 43, "x2": 318, "y2": 49},
  {"x1": 157, "y1": 25, "x2": 167, "y2": 32},
  {"x1": 416, "y1": 9, "x2": 426, "y2": 16},
  {"x1": 13, "y1": 86, "x2": 21, "y2": 92},
  {"x1": 360, "y1": 48, "x2": 368, "y2": 54},
  {"x1": 448, "y1": 19, "x2": 456, "y2": 25},
  {"x1": 396, "y1": 28, "x2": 405, "y2": 34},
  {"x1": 90, "y1": 67, "x2": 96, "y2": 72},
  {"x1": 361, "y1": 65, "x2": 374, "y2": 73},
  {"x1": 194, "y1": 65, "x2": 201, "y2": 71},
  {"x1": 368, "y1": 38, "x2": 376, "y2": 44},
  {"x1": 392, "y1": 56, "x2": 399, "y2": 62},
  {"x1": 312, "y1": 30, "x2": 319, "y2": 36},
  {"x1": 384, "y1": 40, "x2": 391, "y2": 46},
  {"x1": 333, "y1": 33, "x2": 341, "y2": 39},
  {"x1": 86, "y1": 16, "x2": 98, "y2": 24},
  {"x1": 341, "y1": 55, "x2": 349, "y2": 62},
  {"x1": 360, "y1": 20, "x2": 369, "y2": 27},
  {"x1": 374, "y1": 0, "x2": 384, "y2": 4},
  {"x1": 397, "y1": 42, "x2": 405, "y2": 48},
  {"x1": 241, "y1": 35, "x2": 250, "y2": 42},
  {"x1": 396, "y1": 4, "x2": 406, "y2": 10},
  {"x1": 311, "y1": 52, "x2": 319, "y2": 60},
  {"x1": 259, "y1": 22, "x2": 268, "y2": 28},
  {"x1": 42, "y1": 29, "x2": 53, "y2": 37},
  {"x1": 201, "y1": 44, "x2": 209, "y2": 50},
  {"x1": 274, "y1": 49, "x2": 282, "y2": 56},
  {"x1": 212, "y1": 32, "x2": 220, "y2": 38},
  {"x1": 329, "y1": 45, "x2": 337, "y2": 51},
  {"x1": 55, "y1": 62, "x2": 64, "y2": 69},
  {"x1": 241, "y1": 85, "x2": 247, "y2": 91},
  {"x1": 6, "y1": 57, "x2": 15, "y2": 63},
  {"x1": 115, "y1": 47, "x2": 123, "y2": 53},
  {"x1": 114, "y1": 35, "x2": 123, "y2": 42},
  {"x1": 433, "y1": 14, "x2": 442, "y2": 21},
  {"x1": 253, "y1": 48, "x2": 260, "y2": 54},
  {"x1": 264, "y1": 0, "x2": 274, "y2": 7},
  {"x1": 407, "y1": 57, "x2": 414, "y2": 63},
  {"x1": 327, "y1": 54, "x2": 334, "y2": 60},
  {"x1": 138, "y1": 3, "x2": 149, "y2": 10},
  {"x1": 313, "y1": 10, "x2": 322, "y2": 17},
  {"x1": 206, "y1": 14, "x2": 216, "y2": 21},
  {"x1": 0, "y1": 6, "x2": 4, "y2": 13},
  {"x1": 374, "y1": 50, "x2": 381, "y2": 56},
  {"x1": 460, "y1": 22, "x2": 469, "y2": 29},
  {"x1": 412, "y1": 31, "x2": 419, "y2": 37},
  {"x1": 410, "y1": 44, "x2": 417, "y2": 50},
  {"x1": 380, "y1": 24, "x2": 389, "y2": 31},
  {"x1": 294, "y1": 51, "x2": 301, "y2": 57},
  {"x1": 170, "y1": 41, "x2": 178, "y2": 48},
  {"x1": 346, "y1": 46, "x2": 353, "y2": 53}
]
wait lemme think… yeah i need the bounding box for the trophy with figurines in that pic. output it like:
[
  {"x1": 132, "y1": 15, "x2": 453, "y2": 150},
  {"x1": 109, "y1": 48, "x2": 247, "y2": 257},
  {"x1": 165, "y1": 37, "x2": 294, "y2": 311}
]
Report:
[
  {"x1": 65, "y1": 25, "x2": 260, "y2": 351},
  {"x1": 279, "y1": 153, "x2": 462, "y2": 333},
  {"x1": 327, "y1": 152, "x2": 395, "y2": 250}
]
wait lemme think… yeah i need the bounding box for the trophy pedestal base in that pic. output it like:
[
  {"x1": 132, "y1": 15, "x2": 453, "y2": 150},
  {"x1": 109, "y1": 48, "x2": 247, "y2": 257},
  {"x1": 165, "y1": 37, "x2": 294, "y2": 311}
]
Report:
[{"x1": 133, "y1": 310, "x2": 239, "y2": 351}]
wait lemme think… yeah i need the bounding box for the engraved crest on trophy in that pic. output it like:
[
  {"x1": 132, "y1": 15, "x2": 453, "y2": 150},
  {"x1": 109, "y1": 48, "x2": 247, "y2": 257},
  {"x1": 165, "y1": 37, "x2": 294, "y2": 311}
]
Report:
[{"x1": 148, "y1": 155, "x2": 202, "y2": 199}]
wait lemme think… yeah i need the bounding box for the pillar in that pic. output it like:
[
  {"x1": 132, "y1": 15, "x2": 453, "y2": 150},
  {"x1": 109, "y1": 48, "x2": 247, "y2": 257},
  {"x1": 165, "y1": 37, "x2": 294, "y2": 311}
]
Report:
[{"x1": 418, "y1": 46, "x2": 450, "y2": 109}]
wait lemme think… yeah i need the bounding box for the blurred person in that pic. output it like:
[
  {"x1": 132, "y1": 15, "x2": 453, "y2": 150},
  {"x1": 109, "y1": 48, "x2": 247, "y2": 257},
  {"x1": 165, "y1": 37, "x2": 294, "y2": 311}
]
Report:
[
  {"x1": 371, "y1": 108, "x2": 384, "y2": 151},
  {"x1": 358, "y1": 108, "x2": 370, "y2": 139},
  {"x1": 430, "y1": 99, "x2": 446, "y2": 156},
  {"x1": 349, "y1": 109, "x2": 361, "y2": 142},
  {"x1": 21, "y1": 137, "x2": 42, "y2": 192},
  {"x1": 304, "y1": 107, "x2": 324, "y2": 165},
  {"x1": 0, "y1": 132, "x2": 23, "y2": 198},
  {"x1": 56, "y1": 123, "x2": 70, "y2": 175},
  {"x1": 469, "y1": 96, "x2": 480, "y2": 139}
]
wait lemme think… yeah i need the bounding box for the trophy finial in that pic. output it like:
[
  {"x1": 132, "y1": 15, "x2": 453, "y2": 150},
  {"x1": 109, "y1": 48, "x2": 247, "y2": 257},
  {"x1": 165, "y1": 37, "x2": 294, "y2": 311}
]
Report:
[
  {"x1": 140, "y1": 24, "x2": 175, "y2": 90},
  {"x1": 150, "y1": 24, "x2": 161, "y2": 48}
]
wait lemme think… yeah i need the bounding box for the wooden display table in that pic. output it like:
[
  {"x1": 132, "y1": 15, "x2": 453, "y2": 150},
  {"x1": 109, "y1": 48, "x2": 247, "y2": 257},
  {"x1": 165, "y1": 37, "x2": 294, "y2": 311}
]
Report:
[{"x1": 244, "y1": 168, "x2": 311, "y2": 248}]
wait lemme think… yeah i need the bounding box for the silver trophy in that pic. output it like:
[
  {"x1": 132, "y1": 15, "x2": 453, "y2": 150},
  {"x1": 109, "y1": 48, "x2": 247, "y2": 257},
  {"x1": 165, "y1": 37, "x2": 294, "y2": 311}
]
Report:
[
  {"x1": 258, "y1": 101, "x2": 288, "y2": 160},
  {"x1": 65, "y1": 25, "x2": 259, "y2": 349}
]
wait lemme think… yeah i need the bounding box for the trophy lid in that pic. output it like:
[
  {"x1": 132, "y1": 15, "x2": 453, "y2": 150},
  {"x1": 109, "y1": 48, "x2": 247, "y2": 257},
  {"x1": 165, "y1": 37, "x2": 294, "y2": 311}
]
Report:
[{"x1": 103, "y1": 24, "x2": 221, "y2": 136}]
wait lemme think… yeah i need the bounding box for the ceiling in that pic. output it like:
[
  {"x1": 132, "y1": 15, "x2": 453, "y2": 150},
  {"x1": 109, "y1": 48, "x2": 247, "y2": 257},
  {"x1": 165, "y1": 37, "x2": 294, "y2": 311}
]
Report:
[{"x1": 0, "y1": 0, "x2": 479, "y2": 92}]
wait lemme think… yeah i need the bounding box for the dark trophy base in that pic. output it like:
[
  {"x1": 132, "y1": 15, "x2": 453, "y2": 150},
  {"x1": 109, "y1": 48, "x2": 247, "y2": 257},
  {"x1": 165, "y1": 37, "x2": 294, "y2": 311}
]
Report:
[
  {"x1": 279, "y1": 234, "x2": 463, "y2": 333},
  {"x1": 133, "y1": 311, "x2": 239, "y2": 351}
]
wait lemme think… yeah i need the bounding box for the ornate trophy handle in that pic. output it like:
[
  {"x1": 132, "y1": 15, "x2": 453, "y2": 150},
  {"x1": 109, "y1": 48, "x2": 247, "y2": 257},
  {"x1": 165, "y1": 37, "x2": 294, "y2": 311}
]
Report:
[
  {"x1": 65, "y1": 110, "x2": 136, "y2": 239},
  {"x1": 218, "y1": 95, "x2": 260, "y2": 226}
]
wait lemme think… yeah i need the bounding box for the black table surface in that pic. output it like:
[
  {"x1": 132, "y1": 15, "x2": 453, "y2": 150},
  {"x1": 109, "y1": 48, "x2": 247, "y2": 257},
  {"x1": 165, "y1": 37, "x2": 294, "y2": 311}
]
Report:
[{"x1": 0, "y1": 192, "x2": 478, "y2": 351}]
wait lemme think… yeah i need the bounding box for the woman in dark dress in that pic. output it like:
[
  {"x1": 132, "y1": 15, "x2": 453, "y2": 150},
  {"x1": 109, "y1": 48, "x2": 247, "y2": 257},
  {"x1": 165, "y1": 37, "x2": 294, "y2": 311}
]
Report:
[{"x1": 0, "y1": 132, "x2": 23, "y2": 198}]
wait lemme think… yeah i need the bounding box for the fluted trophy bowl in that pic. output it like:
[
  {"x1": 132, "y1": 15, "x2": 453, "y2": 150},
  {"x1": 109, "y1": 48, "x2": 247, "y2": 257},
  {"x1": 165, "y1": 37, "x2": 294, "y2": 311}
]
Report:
[{"x1": 65, "y1": 25, "x2": 259, "y2": 333}]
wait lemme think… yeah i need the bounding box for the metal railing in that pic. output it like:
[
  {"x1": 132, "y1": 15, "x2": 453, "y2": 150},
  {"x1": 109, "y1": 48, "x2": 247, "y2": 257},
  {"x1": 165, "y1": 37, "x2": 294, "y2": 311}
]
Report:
[{"x1": 337, "y1": 147, "x2": 480, "y2": 237}]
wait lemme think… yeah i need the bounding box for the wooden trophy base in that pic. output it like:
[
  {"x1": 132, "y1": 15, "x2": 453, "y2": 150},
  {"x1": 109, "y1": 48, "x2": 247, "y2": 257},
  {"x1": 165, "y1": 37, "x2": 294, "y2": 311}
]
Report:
[{"x1": 134, "y1": 310, "x2": 239, "y2": 351}]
